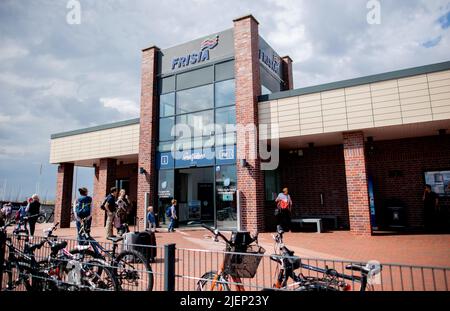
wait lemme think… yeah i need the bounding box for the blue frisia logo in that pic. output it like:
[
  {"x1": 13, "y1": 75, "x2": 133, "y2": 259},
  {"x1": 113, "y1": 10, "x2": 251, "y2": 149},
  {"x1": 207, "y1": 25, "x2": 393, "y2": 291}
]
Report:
[{"x1": 172, "y1": 35, "x2": 219, "y2": 70}]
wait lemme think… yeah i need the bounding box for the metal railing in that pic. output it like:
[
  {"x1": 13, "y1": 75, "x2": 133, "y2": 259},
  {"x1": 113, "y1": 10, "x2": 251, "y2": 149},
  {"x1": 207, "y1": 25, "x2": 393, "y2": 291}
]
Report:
[{"x1": 1, "y1": 232, "x2": 449, "y2": 291}]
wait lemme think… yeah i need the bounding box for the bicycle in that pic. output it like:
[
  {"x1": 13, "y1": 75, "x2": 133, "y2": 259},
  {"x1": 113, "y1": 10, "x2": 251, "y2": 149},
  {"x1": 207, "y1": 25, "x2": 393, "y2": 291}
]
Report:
[
  {"x1": 68, "y1": 219, "x2": 154, "y2": 291},
  {"x1": 2, "y1": 220, "x2": 120, "y2": 291},
  {"x1": 196, "y1": 224, "x2": 265, "y2": 291},
  {"x1": 270, "y1": 225, "x2": 382, "y2": 291}
]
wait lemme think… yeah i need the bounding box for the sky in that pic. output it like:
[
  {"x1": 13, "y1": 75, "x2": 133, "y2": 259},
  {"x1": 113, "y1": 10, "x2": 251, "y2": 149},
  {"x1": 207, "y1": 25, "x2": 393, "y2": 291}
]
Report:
[{"x1": 0, "y1": 0, "x2": 449, "y2": 202}]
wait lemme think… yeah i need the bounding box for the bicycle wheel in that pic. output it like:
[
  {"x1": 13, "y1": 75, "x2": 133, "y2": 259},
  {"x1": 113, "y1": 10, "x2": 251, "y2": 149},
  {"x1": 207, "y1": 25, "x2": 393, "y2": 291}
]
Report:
[
  {"x1": 115, "y1": 250, "x2": 153, "y2": 291},
  {"x1": 196, "y1": 271, "x2": 230, "y2": 291},
  {"x1": 80, "y1": 259, "x2": 119, "y2": 291},
  {"x1": 2, "y1": 260, "x2": 27, "y2": 291},
  {"x1": 36, "y1": 215, "x2": 46, "y2": 224}
]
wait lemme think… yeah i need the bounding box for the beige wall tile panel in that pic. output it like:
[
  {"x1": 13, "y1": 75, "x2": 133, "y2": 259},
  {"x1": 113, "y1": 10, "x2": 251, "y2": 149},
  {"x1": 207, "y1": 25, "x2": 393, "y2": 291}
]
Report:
[
  {"x1": 348, "y1": 115, "x2": 374, "y2": 124},
  {"x1": 300, "y1": 127, "x2": 324, "y2": 135},
  {"x1": 345, "y1": 91, "x2": 372, "y2": 101},
  {"x1": 322, "y1": 113, "x2": 347, "y2": 122},
  {"x1": 346, "y1": 102, "x2": 373, "y2": 112},
  {"x1": 431, "y1": 98, "x2": 450, "y2": 108},
  {"x1": 277, "y1": 97, "x2": 298, "y2": 106},
  {"x1": 370, "y1": 80, "x2": 399, "y2": 91},
  {"x1": 348, "y1": 122, "x2": 375, "y2": 130},
  {"x1": 429, "y1": 85, "x2": 450, "y2": 96},
  {"x1": 430, "y1": 92, "x2": 450, "y2": 101},
  {"x1": 374, "y1": 118, "x2": 403, "y2": 127},
  {"x1": 432, "y1": 105, "x2": 450, "y2": 114},
  {"x1": 398, "y1": 83, "x2": 429, "y2": 94},
  {"x1": 400, "y1": 95, "x2": 431, "y2": 106},
  {"x1": 322, "y1": 107, "x2": 346, "y2": 116},
  {"x1": 402, "y1": 115, "x2": 433, "y2": 124},
  {"x1": 401, "y1": 108, "x2": 432, "y2": 118},
  {"x1": 399, "y1": 89, "x2": 431, "y2": 100},
  {"x1": 432, "y1": 112, "x2": 450, "y2": 120},
  {"x1": 401, "y1": 101, "x2": 432, "y2": 112},
  {"x1": 321, "y1": 101, "x2": 346, "y2": 110},
  {"x1": 300, "y1": 116, "x2": 323, "y2": 125},
  {"x1": 278, "y1": 114, "x2": 300, "y2": 122},
  {"x1": 321, "y1": 96, "x2": 346, "y2": 106},
  {"x1": 428, "y1": 78, "x2": 450, "y2": 89},
  {"x1": 298, "y1": 93, "x2": 321, "y2": 103},
  {"x1": 323, "y1": 119, "x2": 348, "y2": 127},
  {"x1": 277, "y1": 104, "x2": 299, "y2": 113},
  {"x1": 278, "y1": 120, "x2": 300, "y2": 128},
  {"x1": 397, "y1": 74, "x2": 428, "y2": 86},
  {"x1": 373, "y1": 105, "x2": 401, "y2": 115},
  {"x1": 321, "y1": 89, "x2": 345, "y2": 99},
  {"x1": 298, "y1": 100, "x2": 321, "y2": 109},
  {"x1": 427, "y1": 70, "x2": 450, "y2": 82},
  {"x1": 373, "y1": 112, "x2": 402, "y2": 121},
  {"x1": 372, "y1": 93, "x2": 400, "y2": 103},
  {"x1": 345, "y1": 85, "x2": 371, "y2": 95},
  {"x1": 324, "y1": 125, "x2": 349, "y2": 132},
  {"x1": 372, "y1": 100, "x2": 401, "y2": 110},
  {"x1": 300, "y1": 105, "x2": 322, "y2": 114}
]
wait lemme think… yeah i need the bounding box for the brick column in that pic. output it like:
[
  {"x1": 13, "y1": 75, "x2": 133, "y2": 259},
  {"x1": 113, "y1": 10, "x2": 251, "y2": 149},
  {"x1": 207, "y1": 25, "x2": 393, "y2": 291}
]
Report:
[
  {"x1": 137, "y1": 46, "x2": 159, "y2": 223},
  {"x1": 54, "y1": 163, "x2": 74, "y2": 229},
  {"x1": 281, "y1": 56, "x2": 294, "y2": 91},
  {"x1": 343, "y1": 132, "x2": 372, "y2": 235},
  {"x1": 92, "y1": 158, "x2": 116, "y2": 227},
  {"x1": 233, "y1": 15, "x2": 265, "y2": 232}
]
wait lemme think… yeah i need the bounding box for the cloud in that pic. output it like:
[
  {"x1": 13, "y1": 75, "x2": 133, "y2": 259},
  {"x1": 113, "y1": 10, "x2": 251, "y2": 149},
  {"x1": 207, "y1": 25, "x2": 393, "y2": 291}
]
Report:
[
  {"x1": 100, "y1": 97, "x2": 139, "y2": 116},
  {"x1": 0, "y1": 0, "x2": 449, "y2": 200}
]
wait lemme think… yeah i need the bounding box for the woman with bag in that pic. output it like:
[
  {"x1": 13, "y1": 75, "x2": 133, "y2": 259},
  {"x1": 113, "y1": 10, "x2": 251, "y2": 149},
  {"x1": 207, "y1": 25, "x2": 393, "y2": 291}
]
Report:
[
  {"x1": 115, "y1": 189, "x2": 131, "y2": 236},
  {"x1": 275, "y1": 187, "x2": 293, "y2": 232}
]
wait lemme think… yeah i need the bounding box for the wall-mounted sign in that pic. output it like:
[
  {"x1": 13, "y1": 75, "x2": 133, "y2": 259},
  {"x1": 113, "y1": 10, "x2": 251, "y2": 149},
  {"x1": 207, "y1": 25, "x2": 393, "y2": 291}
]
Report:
[
  {"x1": 259, "y1": 49, "x2": 281, "y2": 76},
  {"x1": 172, "y1": 35, "x2": 219, "y2": 70}
]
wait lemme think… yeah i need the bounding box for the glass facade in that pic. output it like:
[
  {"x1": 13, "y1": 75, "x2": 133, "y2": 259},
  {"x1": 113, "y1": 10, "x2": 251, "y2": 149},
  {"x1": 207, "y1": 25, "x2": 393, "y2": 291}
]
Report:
[{"x1": 157, "y1": 60, "x2": 237, "y2": 229}]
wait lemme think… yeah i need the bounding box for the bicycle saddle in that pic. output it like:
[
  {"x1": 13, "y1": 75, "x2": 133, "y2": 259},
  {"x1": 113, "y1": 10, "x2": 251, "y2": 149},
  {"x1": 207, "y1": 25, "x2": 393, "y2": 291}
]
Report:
[
  {"x1": 107, "y1": 236, "x2": 124, "y2": 243},
  {"x1": 345, "y1": 264, "x2": 371, "y2": 274}
]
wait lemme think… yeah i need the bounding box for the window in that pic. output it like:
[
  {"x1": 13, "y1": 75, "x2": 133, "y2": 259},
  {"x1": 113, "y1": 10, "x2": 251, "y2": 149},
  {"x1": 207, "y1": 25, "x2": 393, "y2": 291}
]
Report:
[
  {"x1": 160, "y1": 93, "x2": 175, "y2": 117},
  {"x1": 261, "y1": 85, "x2": 272, "y2": 96},
  {"x1": 176, "y1": 66, "x2": 214, "y2": 90},
  {"x1": 176, "y1": 110, "x2": 214, "y2": 137},
  {"x1": 176, "y1": 84, "x2": 213, "y2": 114},
  {"x1": 215, "y1": 60, "x2": 234, "y2": 82},
  {"x1": 215, "y1": 79, "x2": 235, "y2": 107},
  {"x1": 215, "y1": 106, "x2": 236, "y2": 132},
  {"x1": 158, "y1": 141, "x2": 174, "y2": 152},
  {"x1": 215, "y1": 132, "x2": 236, "y2": 147},
  {"x1": 264, "y1": 169, "x2": 280, "y2": 201},
  {"x1": 159, "y1": 117, "x2": 175, "y2": 142},
  {"x1": 160, "y1": 76, "x2": 176, "y2": 94}
]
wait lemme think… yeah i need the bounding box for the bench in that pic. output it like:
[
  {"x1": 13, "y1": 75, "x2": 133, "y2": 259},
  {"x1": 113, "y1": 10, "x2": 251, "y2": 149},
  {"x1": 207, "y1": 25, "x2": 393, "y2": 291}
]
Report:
[
  {"x1": 291, "y1": 218, "x2": 323, "y2": 233},
  {"x1": 301, "y1": 215, "x2": 338, "y2": 229}
]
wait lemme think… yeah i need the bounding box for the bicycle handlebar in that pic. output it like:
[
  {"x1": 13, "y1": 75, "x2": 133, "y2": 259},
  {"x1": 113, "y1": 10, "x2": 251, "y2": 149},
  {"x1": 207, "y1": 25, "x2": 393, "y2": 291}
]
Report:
[{"x1": 201, "y1": 224, "x2": 232, "y2": 245}]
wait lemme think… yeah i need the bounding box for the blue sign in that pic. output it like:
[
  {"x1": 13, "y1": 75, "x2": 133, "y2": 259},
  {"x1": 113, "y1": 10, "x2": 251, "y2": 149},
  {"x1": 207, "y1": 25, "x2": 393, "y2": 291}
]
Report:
[
  {"x1": 259, "y1": 49, "x2": 281, "y2": 76},
  {"x1": 172, "y1": 35, "x2": 219, "y2": 70},
  {"x1": 157, "y1": 152, "x2": 174, "y2": 170},
  {"x1": 174, "y1": 148, "x2": 215, "y2": 168},
  {"x1": 216, "y1": 146, "x2": 236, "y2": 165}
]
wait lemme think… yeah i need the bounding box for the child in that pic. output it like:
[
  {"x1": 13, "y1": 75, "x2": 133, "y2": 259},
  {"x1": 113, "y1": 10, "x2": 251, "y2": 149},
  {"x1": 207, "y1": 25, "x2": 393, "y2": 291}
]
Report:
[
  {"x1": 15, "y1": 202, "x2": 29, "y2": 232},
  {"x1": 147, "y1": 206, "x2": 156, "y2": 232}
]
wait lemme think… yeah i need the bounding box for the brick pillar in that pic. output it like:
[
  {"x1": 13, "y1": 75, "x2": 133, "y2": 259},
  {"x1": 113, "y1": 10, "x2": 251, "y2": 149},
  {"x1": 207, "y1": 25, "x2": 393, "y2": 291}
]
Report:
[
  {"x1": 137, "y1": 46, "x2": 159, "y2": 224},
  {"x1": 92, "y1": 158, "x2": 116, "y2": 227},
  {"x1": 54, "y1": 163, "x2": 74, "y2": 229},
  {"x1": 281, "y1": 56, "x2": 294, "y2": 91},
  {"x1": 343, "y1": 132, "x2": 372, "y2": 235},
  {"x1": 233, "y1": 15, "x2": 265, "y2": 232}
]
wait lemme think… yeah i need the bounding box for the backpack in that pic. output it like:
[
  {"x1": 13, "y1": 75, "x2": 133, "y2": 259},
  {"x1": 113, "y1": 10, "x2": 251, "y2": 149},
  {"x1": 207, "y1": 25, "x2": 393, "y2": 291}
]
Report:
[
  {"x1": 166, "y1": 206, "x2": 172, "y2": 218},
  {"x1": 100, "y1": 197, "x2": 108, "y2": 211},
  {"x1": 75, "y1": 197, "x2": 92, "y2": 219}
]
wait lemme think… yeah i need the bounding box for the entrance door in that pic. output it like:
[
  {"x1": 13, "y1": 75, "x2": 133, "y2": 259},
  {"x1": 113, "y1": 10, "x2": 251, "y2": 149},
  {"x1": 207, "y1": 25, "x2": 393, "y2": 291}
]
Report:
[{"x1": 198, "y1": 183, "x2": 214, "y2": 221}]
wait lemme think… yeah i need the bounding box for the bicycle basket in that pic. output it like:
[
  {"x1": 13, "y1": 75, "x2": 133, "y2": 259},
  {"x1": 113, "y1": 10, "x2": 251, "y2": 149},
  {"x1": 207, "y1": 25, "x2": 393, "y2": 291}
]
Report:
[{"x1": 224, "y1": 245, "x2": 266, "y2": 278}]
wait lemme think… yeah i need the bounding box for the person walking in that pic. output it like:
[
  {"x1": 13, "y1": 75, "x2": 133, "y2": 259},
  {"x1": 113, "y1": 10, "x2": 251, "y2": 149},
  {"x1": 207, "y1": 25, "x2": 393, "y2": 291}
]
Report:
[
  {"x1": 423, "y1": 184, "x2": 439, "y2": 231},
  {"x1": 147, "y1": 206, "x2": 156, "y2": 232},
  {"x1": 115, "y1": 189, "x2": 131, "y2": 236},
  {"x1": 27, "y1": 194, "x2": 41, "y2": 238},
  {"x1": 275, "y1": 188, "x2": 293, "y2": 232},
  {"x1": 167, "y1": 199, "x2": 177, "y2": 232},
  {"x1": 104, "y1": 187, "x2": 118, "y2": 238},
  {"x1": 73, "y1": 187, "x2": 93, "y2": 243}
]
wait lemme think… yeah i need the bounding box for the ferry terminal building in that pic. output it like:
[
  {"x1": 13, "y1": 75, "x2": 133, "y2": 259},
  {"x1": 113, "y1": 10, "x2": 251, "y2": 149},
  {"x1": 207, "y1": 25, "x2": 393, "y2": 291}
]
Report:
[{"x1": 50, "y1": 15, "x2": 450, "y2": 235}]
